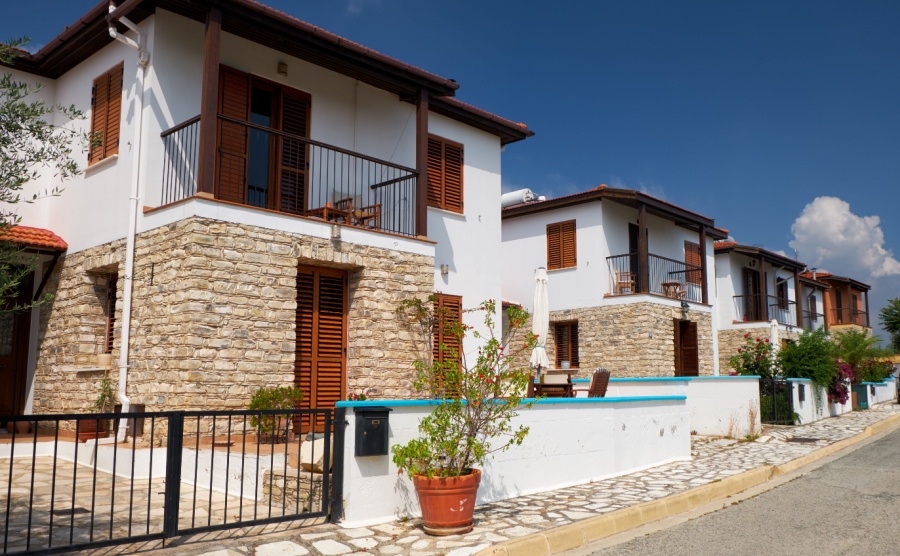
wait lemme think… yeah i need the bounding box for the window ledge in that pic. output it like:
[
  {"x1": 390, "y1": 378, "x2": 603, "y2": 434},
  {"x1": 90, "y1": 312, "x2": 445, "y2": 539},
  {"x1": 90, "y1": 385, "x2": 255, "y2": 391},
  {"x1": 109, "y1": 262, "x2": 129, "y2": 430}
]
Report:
[
  {"x1": 427, "y1": 206, "x2": 465, "y2": 217},
  {"x1": 59, "y1": 366, "x2": 107, "y2": 373},
  {"x1": 84, "y1": 154, "x2": 119, "y2": 173}
]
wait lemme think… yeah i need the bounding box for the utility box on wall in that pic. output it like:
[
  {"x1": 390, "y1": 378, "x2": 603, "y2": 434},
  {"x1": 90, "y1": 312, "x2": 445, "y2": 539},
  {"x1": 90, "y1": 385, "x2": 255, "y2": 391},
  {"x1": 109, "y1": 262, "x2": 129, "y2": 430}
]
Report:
[{"x1": 354, "y1": 406, "x2": 392, "y2": 457}]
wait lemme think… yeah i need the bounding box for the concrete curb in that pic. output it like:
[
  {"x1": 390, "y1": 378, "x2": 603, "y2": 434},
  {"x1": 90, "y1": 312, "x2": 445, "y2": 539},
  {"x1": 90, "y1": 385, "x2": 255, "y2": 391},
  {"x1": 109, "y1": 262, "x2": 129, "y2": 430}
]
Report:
[{"x1": 476, "y1": 409, "x2": 900, "y2": 556}]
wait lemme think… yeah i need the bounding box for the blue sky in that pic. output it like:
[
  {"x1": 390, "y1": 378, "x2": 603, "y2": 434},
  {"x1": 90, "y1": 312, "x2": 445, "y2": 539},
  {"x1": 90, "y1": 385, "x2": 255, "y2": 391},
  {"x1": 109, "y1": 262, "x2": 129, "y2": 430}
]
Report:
[{"x1": 3, "y1": 0, "x2": 899, "y2": 340}]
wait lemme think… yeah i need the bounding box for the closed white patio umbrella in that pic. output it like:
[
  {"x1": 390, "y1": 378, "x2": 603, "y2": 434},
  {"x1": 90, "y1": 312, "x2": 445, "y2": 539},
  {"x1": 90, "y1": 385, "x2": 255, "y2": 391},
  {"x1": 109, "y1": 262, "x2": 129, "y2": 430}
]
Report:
[{"x1": 530, "y1": 267, "x2": 550, "y2": 376}]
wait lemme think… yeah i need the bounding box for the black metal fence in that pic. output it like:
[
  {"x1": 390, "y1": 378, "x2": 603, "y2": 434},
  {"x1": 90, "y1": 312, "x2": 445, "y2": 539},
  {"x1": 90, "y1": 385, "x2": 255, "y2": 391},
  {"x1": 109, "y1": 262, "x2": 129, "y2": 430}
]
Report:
[
  {"x1": 0, "y1": 409, "x2": 345, "y2": 555},
  {"x1": 759, "y1": 378, "x2": 795, "y2": 425}
]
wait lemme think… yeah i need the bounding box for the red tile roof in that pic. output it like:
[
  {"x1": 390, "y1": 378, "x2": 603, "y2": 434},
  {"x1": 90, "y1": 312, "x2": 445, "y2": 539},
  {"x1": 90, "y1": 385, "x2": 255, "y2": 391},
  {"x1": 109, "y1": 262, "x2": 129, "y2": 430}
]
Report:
[
  {"x1": 0, "y1": 226, "x2": 67, "y2": 251},
  {"x1": 714, "y1": 241, "x2": 737, "y2": 249}
]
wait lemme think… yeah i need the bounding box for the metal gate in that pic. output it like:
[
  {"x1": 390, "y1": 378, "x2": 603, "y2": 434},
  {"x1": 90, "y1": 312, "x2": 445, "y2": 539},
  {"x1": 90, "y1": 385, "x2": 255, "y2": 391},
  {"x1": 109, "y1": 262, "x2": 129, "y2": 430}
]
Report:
[
  {"x1": 759, "y1": 378, "x2": 794, "y2": 425},
  {"x1": 1, "y1": 408, "x2": 345, "y2": 555}
]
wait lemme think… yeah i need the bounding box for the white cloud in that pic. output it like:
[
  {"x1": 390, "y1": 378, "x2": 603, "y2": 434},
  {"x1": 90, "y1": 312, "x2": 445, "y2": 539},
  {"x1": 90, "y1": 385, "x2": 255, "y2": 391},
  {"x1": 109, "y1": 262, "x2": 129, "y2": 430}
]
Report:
[
  {"x1": 347, "y1": 0, "x2": 379, "y2": 15},
  {"x1": 789, "y1": 196, "x2": 900, "y2": 279},
  {"x1": 608, "y1": 176, "x2": 667, "y2": 200}
]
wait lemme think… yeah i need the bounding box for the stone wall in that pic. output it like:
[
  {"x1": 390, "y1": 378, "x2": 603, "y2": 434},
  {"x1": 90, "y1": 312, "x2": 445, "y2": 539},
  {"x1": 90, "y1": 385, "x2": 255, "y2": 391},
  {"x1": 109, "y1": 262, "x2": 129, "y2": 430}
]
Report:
[
  {"x1": 717, "y1": 327, "x2": 800, "y2": 374},
  {"x1": 31, "y1": 216, "x2": 434, "y2": 423},
  {"x1": 546, "y1": 302, "x2": 715, "y2": 378}
]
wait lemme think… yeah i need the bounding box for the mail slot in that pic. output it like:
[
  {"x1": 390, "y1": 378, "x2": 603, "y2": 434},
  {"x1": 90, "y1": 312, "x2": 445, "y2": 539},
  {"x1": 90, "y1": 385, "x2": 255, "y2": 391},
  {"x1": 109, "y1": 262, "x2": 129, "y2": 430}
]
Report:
[{"x1": 354, "y1": 406, "x2": 392, "y2": 457}]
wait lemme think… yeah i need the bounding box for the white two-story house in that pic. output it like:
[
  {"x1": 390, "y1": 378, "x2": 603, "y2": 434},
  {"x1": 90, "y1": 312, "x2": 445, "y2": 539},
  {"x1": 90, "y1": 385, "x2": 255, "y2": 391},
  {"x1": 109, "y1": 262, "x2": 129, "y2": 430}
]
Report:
[
  {"x1": 502, "y1": 185, "x2": 727, "y2": 378},
  {"x1": 1, "y1": 0, "x2": 532, "y2": 419}
]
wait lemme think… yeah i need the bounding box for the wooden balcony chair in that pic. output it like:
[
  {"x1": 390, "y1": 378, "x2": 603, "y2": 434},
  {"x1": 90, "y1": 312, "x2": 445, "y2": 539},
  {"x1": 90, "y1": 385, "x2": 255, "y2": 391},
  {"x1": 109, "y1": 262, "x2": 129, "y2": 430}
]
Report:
[
  {"x1": 352, "y1": 203, "x2": 382, "y2": 229},
  {"x1": 588, "y1": 368, "x2": 611, "y2": 398},
  {"x1": 536, "y1": 373, "x2": 573, "y2": 398},
  {"x1": 615, "y1": 271, "x2": 635, "y2": 294}
]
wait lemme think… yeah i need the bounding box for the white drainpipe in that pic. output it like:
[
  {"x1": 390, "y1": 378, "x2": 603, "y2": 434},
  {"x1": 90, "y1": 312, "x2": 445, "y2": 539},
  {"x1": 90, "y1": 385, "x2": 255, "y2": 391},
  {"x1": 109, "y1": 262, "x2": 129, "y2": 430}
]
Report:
[{"x1": 109, "y1": 3, "x2": 149, "y2": 441}]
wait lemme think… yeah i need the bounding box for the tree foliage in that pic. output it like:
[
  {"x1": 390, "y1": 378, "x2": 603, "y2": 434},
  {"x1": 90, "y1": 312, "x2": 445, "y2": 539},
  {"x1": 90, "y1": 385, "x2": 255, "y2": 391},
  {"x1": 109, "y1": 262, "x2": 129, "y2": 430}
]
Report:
[
  {"x1": 778, "y1": 328, "x2": 837, "y2": 411},
  {"x1": 0, "y1": 39, "x2": 86, "y2": 312},
  {"x1": 832, "y1": 329, "x2": 881, "y2": 377},
  {"x1": 880, "y1": 298, "x2": 900, "y2": 352}
]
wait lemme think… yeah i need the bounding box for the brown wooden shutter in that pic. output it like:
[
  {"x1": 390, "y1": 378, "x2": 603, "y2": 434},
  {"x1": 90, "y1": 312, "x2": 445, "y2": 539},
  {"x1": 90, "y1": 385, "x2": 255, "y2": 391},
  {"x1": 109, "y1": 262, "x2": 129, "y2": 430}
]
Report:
[
  {"x1": 426, "y1": 135, "x2": 464, "y2": 213},
  {"x1": 547, "y1": 221, "x2": 576, "y2": 270},
  {"x1": 278, "y1": 88, "x2": 310, "y2": 214},
  {"x1": 105, "y1": 274, "x2": 118, "y2": 354},
  {"x1": 554, "y1": 322, "x2": 579, "y2": 368},
  {"x1": 675, "y1": 320, "x2": 699, "y2": 376},
  {"x1": 296, "y1": 265, "x2": 347, "y2": 431},
  {"x1": 684, "y1": 241, "x2": 701, "y2": 285},
  {"x1": 217, "y1": 66, "x2": 250, "y2": 204},
  {"x1": 432, "y1": 294, "x2": 462, "y2": 365},
  {"x1": 673, "y1": 320, "x2": 683, "y2": 375},
  {"x1": 89, "y1": 64, "x2": 123, "y2": 164}
]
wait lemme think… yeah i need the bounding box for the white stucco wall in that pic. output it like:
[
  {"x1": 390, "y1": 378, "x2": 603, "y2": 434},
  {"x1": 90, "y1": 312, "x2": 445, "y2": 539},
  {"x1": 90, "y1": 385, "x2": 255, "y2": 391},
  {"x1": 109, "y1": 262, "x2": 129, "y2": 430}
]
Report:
[
  {"x1": 788, "y1": 378, "x2": 854, "y2": 423},
  {"x1": 338, "y1": 397, "x2": 690, "y2": 527}
]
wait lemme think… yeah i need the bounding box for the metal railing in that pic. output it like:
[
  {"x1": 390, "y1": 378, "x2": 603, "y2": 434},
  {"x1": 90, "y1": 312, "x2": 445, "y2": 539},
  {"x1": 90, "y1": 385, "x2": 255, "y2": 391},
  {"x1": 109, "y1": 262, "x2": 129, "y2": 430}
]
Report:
[
  {"x1": 767, "y1": 295, "x2": 796, "y2": 327},
  {"x1": 830, "y1": 308, "x2": 869, "y2": 327},
  {"x1": 1, "y1": 409, "x2": 344, "y2": 554},
  {"x1": 606, "y1": 253, "x2": 703, "y2": 303},
  {"x1": 803, "y1": 310, "x2": 824, "y2": 330},
  {"x1": 159, "y1": 114, "x2": 419, "y2": 237}
]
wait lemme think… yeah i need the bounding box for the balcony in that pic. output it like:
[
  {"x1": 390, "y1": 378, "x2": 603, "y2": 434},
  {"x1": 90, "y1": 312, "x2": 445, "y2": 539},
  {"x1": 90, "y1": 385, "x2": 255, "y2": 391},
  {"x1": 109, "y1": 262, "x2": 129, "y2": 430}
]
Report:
[
  {"x1": 159, "y1": 115, "x2": 418, "y2": 237},
  {"x1": 803, "y1": 310, "x2": 824, "y2": 330},
  {"x1": 732, "y1": 294, "x2": 796, "y2": 326},
  {"x1": 607, "y1": 253, "x2": 703, "y2": 303},
  {"x1": 830, "y1": 308, "x2": 869, "y2": 327}
]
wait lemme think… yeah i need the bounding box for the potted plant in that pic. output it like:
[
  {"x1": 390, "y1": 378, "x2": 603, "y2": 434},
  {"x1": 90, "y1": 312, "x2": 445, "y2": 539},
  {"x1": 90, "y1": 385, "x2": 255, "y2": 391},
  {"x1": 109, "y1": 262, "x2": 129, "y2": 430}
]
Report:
[
  {"x1": 248, "y1": 385, "x2": 304, "y2": 443},
  {"x1": 392, "y1": 299, "x2": 537, "y2": 535},
  {"x1": 79, "y1": 372, "x2": 116, "y2": 442}
]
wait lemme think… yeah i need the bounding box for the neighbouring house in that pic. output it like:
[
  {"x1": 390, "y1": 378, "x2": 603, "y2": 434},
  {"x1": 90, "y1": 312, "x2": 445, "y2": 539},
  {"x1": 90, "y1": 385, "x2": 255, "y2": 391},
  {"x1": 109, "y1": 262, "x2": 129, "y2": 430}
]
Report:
[
  {"x1": 1, "y1": 0, "x2": 532, "y2": 420},
  {"x1": 798, "y1": 273, "x2": 831, "y2": 331},
  {"x1": 714, "y1": 241, "x2": 808, "y2": 371},
  {"x1": 801, "y1": 272, "x2": 872, "y2": 333},
  {"x1": 501, "y1": 185, "x2": 727, "y2": 377}
]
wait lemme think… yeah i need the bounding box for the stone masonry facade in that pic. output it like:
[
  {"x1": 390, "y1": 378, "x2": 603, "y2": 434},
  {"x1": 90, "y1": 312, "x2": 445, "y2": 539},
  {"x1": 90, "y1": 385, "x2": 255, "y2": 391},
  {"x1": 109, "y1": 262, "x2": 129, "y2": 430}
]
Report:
[
  {"x1": 31, "y1": 216, "x2": 434, "y2": 423},
  {"x1": 546, "y1": 301, "x2": 715, "y2": 378},
  {"x1": 717, "y1": 327, "x2": 800, "y2": 374}
]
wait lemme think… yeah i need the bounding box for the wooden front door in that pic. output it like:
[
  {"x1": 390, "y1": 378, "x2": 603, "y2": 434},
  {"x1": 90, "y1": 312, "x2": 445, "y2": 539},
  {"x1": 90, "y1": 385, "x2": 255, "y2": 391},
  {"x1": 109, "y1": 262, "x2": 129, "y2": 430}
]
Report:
[
  {"x1": 295, "y1": 265, "x2": 347, "y2": 430},
  {"x1": 0, "y1": 274, "x2": 33, "y2": 416},
  {"x1": 674, "y1": 319, "x2": 698, "y2": 376},
  {"x1": 628, "y1": 223, "x2": 641, "y2": 293},
  {"x1": 742, "y1": 267, "x2": 762, "y2": 321}
]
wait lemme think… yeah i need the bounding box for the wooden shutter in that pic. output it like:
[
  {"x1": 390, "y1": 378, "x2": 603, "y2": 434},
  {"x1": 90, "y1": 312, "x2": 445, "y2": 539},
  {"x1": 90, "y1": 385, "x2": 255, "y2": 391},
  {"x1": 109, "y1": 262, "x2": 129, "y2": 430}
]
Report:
[
  {"x1": 217, "y1": 66, "x2": 250, "y2": 204},
  {"x1": 673, "y1": 320, "x2": 683, "y2": 375},
  {"x1": 675, "y1": 320, "x2": 699, "y2": 376},
  {"x1": 432, "y1": 294, "x2": 462, "y2": 365},
  {"x1": 810, "y1": 294, "x2": 817, "y2": 315},
  {"x1": 426, "y1": 135, "x2": 464, "y2": 213},
  {"x1": 554, "y1": 322, "x2": 579, "y2": 368},
  {"x1": 105, "y1": 274, "x2": 118, "y2": 354},
  {"x1": 278, "y1": 88, "x2": 310, "y2": 214},
  {"x1": 89, "y1": 64, "x2": 123, "y2": 164},
  {"x1": 684, "y1": 241, "x2": 701, "y2": 285},
  {"x1": 295, "y1": 265, "x2": 347, "y2": 431},
  {"x1": 547, "y1": 220, "x2": 576, "y2": 270}
]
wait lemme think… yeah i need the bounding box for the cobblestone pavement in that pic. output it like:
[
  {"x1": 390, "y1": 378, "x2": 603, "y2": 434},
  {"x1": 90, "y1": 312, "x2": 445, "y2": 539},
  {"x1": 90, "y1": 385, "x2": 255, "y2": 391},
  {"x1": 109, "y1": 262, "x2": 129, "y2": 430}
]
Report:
[
  {"x1": 169, "y1": 404, "x2": 899, "y2": 556},
  {"x1": 7, "y1": 404, "x2": 897, "y2": 556}
]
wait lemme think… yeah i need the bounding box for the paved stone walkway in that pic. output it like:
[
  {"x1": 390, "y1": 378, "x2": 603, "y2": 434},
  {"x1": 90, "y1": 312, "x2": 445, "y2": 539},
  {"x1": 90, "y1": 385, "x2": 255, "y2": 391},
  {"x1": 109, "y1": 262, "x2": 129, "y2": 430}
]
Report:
[{"x1": 163, "y1": 403, "x2": 898, "y2": 556}]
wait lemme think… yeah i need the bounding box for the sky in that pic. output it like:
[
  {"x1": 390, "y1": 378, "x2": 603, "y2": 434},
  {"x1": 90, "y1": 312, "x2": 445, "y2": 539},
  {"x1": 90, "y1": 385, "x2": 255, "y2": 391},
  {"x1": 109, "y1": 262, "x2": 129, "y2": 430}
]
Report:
[{"x1": 2, "y1": 0, "x2": 899, "y2": 341}]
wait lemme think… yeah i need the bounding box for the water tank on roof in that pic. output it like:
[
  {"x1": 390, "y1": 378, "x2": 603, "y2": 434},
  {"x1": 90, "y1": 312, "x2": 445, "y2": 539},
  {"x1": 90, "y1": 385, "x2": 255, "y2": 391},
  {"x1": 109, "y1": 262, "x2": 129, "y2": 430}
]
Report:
[{"x1": 500, "y1": 188, "x2": 536, "y2": 208}]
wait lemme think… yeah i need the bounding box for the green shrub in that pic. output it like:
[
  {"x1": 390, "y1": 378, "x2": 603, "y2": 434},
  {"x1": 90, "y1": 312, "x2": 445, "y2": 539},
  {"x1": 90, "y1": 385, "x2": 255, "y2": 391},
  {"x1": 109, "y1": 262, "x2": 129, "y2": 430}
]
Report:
[
  {"x1": 248, "y1": 385, "x2": 304, "y2": 436},
  {"x1": 729, "y1": 333, "x2": 778, "y2": 379},
  {"x1": 778, "y1": 328, "x2": 837, "y2": 411},
  {"x1": 856, "y1": 359, "x2": 894, "y2": 383}
]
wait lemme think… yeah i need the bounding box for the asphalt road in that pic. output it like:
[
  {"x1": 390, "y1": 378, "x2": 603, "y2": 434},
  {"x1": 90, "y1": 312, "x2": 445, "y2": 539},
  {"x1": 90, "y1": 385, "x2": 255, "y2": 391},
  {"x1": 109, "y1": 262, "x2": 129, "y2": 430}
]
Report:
[{"x1": 591, "y1": 427, "x2": 900, "y2": 556}]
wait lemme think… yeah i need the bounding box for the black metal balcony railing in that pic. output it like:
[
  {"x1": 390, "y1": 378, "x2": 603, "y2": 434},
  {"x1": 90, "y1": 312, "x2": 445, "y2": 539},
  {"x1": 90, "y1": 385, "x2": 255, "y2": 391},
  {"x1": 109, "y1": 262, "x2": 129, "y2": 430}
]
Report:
[
  {"x1": 803, "y1": 310, "x2": 824, "y2": 330},
  {"x1": 831, "y1": 308, "x2": 869, "y2": 327},
  {"x1": 606, "y1": 253, "x2": 703, "y2": 303},
  {"x1": 731, "y1": 294, "x2": 796, "y2": 326},
  {"x1": 160, "y1": 115, "x2": 418, "y2": 237}
]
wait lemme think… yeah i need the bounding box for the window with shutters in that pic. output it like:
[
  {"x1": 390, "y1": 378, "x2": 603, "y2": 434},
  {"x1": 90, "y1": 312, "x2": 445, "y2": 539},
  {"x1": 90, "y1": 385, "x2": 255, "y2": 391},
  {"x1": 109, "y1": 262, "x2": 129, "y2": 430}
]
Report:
[
  {"x1": 295, "y1": 265, "x2": 347, "y2": 431},
  {"x1": 547, "y1": 220, "x2": 576, "y2": 270},
  {"x1": 554, "y1": 321, "x2": 579, "y2": 369},
  {"x1": 89, "y1": 63, "x2": 124, "y2": 164},
  {"x1": 217, "y1": 65, "x2": 310, "y2": 213},
  {"x1": 427, "y1": 135, "x2": 464, "y2": 213},
  {"x1": 105, "y1": 274, "x2": 118, "y2": 354},
  {"x1": 684, "y1": 241, "x2": 701, "y2": 285}
]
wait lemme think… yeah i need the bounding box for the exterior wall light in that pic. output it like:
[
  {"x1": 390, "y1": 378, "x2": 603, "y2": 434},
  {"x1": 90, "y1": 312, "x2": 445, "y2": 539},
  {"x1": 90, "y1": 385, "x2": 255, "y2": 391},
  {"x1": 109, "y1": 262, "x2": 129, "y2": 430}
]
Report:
[{"x1": 440, "y1": 264, "x2": 449, "y2": 275}]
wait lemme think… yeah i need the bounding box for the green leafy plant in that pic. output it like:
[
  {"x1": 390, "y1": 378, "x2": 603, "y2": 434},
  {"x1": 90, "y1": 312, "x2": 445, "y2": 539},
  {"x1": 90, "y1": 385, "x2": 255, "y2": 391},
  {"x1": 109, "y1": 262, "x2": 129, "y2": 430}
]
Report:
[
  {"x1": 880, "y1": 298, "x2": 900, "y2": 352},
  {"x1": 856, "y1": 358, "x2": 894, "y2": 383},
  {"x1": 91, "y1": 372, "x2": 117, "y2": 413},
  {"x1": 392, "y1": 299, "x2": 537, "y2": 478},
  {"x1": 833, "y1": 329, "x2": 880, "y2": 380},
  {"x1": 729, "y1": 333, "x2": 778, "y2": 379},
  {"x1": 778, "y1": 328, "x2": 837, "y2": 412},
  {"x1": 248, "y1": 385, "x2": 304, "y2": 436}
]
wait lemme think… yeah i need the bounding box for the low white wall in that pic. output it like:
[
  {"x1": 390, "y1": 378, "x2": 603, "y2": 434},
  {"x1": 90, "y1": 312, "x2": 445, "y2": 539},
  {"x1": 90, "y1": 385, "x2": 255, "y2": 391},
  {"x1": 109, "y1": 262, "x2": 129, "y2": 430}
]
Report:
[
  {"x1": 867, "y1": 378, "x2": 897, "y2": 405},
  {"x1": 788, "y1": 378, "x2": 854, "y2": 424},
  {"x1": 0, "y1": 439, "x2": 168, "y2": 479},
  {"x1": 574, "y1": 376, "x2": 760, "y2": 437},
  {"x1": 338, "y1": 397, "x2": 690, "y2": 527}
]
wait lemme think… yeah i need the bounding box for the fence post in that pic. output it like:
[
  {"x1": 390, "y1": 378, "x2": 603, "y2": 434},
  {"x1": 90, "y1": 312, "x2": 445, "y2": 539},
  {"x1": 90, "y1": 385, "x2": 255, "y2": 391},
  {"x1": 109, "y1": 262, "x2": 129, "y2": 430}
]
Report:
[
  {"x1": 330, "y1": 407, "x2": 347, "y2": 524},
  {"x1": 163, "y1": 413, "x2": 184, "y2": 538}
]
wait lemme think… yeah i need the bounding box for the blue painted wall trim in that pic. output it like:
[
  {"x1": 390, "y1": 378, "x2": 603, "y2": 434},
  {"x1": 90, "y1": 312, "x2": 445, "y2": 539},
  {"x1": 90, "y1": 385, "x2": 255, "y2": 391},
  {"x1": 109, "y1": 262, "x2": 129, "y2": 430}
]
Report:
[
  {"x1": 336, "y1": 395, "x2": 686, "y2": 409},
  {"x1": 571, "y1": 376, "x2": 760, "y2": 384}
]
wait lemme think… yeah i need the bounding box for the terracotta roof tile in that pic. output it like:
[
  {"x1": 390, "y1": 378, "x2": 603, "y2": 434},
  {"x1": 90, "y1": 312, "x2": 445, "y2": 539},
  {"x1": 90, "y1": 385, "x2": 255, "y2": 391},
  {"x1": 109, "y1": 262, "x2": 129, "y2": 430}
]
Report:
[
  {"x1": 714, "y1": 241, "x2": 737, "y2": 249},
  {"x1": 0, "y1": 226, "x2": 67, "y2": 251}
]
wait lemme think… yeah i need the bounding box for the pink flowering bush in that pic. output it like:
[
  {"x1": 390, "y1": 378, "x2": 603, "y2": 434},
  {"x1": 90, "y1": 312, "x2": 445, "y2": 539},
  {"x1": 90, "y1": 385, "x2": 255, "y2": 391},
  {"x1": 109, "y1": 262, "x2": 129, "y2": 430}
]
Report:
[
  {"x1": 728, "y1": 333, "x2": 778, "y2": 379},
  {"x1": 827, "y1": 362, "x2": 854, "y2": 405}
]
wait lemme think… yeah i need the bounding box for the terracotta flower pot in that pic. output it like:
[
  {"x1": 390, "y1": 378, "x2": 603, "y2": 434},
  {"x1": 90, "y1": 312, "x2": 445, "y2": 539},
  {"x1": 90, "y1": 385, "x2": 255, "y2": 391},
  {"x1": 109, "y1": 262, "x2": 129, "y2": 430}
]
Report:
[
  {"x1": 15, "y1": 421, "x2": 31, "y2": 435},
  {"x1": 77, "y1": 418, "x2": 111, "y2": 442},
  {"x1": 412, "y1": 469, "x2": 481, "y2": 536}
]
